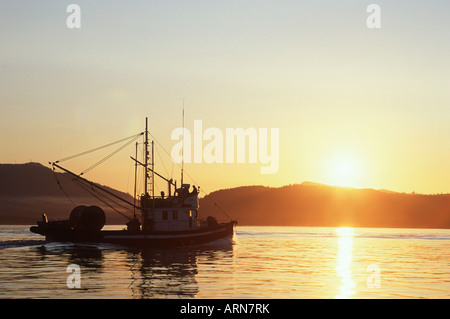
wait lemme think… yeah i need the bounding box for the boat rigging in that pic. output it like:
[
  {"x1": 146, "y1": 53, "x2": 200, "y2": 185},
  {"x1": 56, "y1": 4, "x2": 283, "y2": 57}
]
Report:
[{"x1": 31, "y1": 117, "x2": 236, "y2": 247}]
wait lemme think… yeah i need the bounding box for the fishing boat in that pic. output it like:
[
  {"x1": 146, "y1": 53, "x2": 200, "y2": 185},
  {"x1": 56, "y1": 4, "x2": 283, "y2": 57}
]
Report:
[{"x1": 30, "y1": 118, "x2": 236, "y2": 248}]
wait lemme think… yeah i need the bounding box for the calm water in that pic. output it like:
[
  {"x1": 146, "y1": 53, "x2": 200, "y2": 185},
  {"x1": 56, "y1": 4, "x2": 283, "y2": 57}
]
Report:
[{"x1": 0, "y1": 225, "x2": 449, "y2": 299}]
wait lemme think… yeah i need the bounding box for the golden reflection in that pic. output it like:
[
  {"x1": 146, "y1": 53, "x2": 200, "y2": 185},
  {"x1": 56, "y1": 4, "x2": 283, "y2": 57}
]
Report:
[{"x1": 335, "y1": 227, "x2": 356, "y2": 298}]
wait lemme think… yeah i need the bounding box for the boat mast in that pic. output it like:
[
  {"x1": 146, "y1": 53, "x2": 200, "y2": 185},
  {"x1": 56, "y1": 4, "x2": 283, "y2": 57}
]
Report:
[
  {"x1": 133, "y1": 142, "x2": 138, "y2": 218},
  {"x1": 144, "y1": 117, "x2": 149, "y2": 196},
  {"x1": 144, "y1": 118, "x2": 155, "y2": 204},
  {"x1": 151, "y1": 140, "x2": 155, "y2": 199}
]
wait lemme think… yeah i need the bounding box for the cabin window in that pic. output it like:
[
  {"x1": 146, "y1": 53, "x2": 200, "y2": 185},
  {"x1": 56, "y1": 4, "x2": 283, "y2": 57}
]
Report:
[
  {"x1": 172, "y1": 210, "x2": 178, "y2": 220},
  {"x1": 162, "y1": 211, "x2": 168, "y2": 220}
]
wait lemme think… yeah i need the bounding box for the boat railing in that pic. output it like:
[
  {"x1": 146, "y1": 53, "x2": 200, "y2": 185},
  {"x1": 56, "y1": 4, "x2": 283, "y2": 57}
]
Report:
[{"x1": 139, "y1": 192, "x2": 199, "y2": 209}]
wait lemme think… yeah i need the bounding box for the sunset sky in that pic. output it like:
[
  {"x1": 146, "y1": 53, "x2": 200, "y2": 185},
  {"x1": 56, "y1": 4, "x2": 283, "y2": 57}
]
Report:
[{"x1": 1, "y1": 1, "x2": 449, "y2": 195}]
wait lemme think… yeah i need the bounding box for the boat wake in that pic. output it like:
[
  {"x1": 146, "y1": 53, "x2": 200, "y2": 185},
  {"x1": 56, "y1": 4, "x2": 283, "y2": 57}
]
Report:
[{"x1": 0, "y1": 239, "x2": 47, "y2": 250}]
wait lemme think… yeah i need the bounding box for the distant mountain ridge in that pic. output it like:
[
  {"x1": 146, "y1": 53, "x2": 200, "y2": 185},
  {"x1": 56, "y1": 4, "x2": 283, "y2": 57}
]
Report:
[
  {"x1": 0, "y1": 162, "x2": 133, "y2": 224},
  {"x1": 199, "y1": 183, "x2": 450, "y2": 229},
  {"x1": 1, "y1": 163, "x2": 449, "y2": 228}
]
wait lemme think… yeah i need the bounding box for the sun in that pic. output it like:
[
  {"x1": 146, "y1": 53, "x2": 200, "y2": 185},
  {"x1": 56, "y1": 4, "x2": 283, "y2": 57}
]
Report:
[{"x1": 325, "y1": 154, "x2": 363, "y2": 188}]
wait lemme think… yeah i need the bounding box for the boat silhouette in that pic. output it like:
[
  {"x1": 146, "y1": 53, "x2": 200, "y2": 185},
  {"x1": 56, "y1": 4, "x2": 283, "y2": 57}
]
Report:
[{"x1": 30, "y1": 118, "x2": 236, "y2": 247}]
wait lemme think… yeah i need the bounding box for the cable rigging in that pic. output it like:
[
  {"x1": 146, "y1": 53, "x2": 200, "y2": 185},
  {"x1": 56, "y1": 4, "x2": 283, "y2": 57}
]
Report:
[
  {"x1": 51, "y1": 127, "x2": 234, "y2": 223},
  {"x1": 147, "y1": 131, "x2": 234, "y2": 222},
  {"x1": 56, "y1": 132, "x2": 144, "y2": 164},
  {"x1": 51, "y1": 131, "x2": 144, "y2": 221}
]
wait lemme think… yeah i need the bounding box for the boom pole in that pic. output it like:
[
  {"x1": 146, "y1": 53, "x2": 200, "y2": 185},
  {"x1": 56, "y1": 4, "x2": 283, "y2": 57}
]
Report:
[{"x1": 51, "y1": 162, "x2": 137, "y2": 210}]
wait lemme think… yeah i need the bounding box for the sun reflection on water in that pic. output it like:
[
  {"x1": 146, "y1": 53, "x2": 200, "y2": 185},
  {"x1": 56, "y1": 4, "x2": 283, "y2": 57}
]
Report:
[{"x1": 335, "y1": 227, "x2": 356, "y2": 298}]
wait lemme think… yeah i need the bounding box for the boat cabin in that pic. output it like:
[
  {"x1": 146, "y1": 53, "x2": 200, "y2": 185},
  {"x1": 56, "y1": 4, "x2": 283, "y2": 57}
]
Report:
[{"x1": 140, "y1": 183, "x2": 199, "y2": 232}]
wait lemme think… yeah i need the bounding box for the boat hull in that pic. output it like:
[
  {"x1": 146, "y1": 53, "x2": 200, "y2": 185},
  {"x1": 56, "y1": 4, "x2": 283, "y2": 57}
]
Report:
[{"x1": 30, "y1": 221, "x2": 236, "y2": 248}]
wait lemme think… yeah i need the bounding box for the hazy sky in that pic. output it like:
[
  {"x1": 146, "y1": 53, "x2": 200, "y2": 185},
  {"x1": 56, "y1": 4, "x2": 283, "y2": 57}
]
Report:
[{"x1": 1, "y1": 1, "x2": 449, "y2": 195}]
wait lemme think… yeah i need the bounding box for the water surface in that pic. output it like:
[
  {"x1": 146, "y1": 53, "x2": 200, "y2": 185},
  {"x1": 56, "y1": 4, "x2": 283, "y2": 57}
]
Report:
[{"x1": 1, "y1": 225, "x2": 449, "y2": 298}]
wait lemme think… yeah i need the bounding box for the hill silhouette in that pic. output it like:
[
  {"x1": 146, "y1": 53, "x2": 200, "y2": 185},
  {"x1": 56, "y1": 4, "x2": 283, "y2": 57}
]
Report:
[
  {"x1": 1, "y1": 163, "x2": 449, "y2": 228},
  {"x1": 0, "y1": 162, "x2": 133, "y2": 224},
  {"x1": 199, "y1": 183, "x2": 450, "y2": 229}
]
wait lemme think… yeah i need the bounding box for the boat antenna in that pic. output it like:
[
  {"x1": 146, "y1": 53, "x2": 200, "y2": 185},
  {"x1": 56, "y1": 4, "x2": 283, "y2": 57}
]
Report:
[{"x1": 181, "y1": 99, "x2": 185, "y2": 186}]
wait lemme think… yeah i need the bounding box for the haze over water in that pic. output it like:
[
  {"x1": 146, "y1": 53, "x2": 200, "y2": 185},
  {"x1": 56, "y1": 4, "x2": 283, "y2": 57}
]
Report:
[{"x1": 1, "y1": 225, "x2": 449, "y2": 299}]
